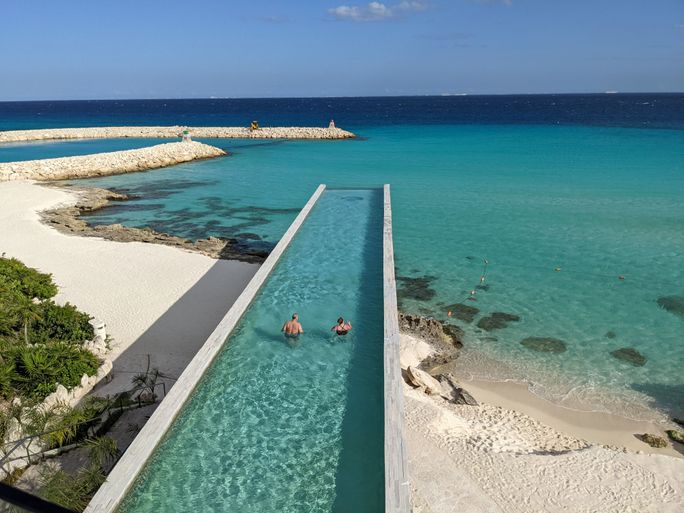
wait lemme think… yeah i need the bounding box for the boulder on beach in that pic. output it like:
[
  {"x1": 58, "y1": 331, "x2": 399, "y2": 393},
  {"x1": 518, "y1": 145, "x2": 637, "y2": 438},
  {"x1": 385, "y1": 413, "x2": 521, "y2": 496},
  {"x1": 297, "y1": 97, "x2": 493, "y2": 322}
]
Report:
[
  {"x1": 438, "y1": 374, "x2": 478, "y2": 406},
  {"x1": 638, "y1": 433, "x2": 668, "y2": 448},
  {"x1": 610, "y1": 347, "x2": 647, "y2": 367},
  {"x1": 477, "y1": 312, "x2": 521, "y2": 331},
  {"x1": 666, "y1": 429, "x2": 684, "y2": 444},
  {"x1": 520, "y1": 336, "x2": 567, "y2": 353},
  {"x1": 445, "y1": 303, "x2": 479, "y2": 323},
  {"x1": 406, "y1": 366, "x2": 442, "y2": 395},
  {"x1": 656, "y1": 295, "x2": 684, "y2": 317}
]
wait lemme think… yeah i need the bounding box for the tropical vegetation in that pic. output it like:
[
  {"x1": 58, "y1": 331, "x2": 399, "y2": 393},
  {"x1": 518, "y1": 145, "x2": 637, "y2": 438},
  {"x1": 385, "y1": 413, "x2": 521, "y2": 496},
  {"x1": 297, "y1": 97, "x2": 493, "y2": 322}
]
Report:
[{"x1": 0, "y1": 256, "x2": 99, "y2": 403}]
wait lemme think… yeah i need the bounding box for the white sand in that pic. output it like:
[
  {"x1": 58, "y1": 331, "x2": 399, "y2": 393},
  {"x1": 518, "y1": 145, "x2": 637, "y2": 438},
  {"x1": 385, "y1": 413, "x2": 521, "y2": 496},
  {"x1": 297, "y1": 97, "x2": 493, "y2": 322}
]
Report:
[
  {"x1": 401, "y1": 334, "x2": 684, "y2": 513},
  {"x1": 0, "y1": 181, "x2": 259, "y2": 395}
]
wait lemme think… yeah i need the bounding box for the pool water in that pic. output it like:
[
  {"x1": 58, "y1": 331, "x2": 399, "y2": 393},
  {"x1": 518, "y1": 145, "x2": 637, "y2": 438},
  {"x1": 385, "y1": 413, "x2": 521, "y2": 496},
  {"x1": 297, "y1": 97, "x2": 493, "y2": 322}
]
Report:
[{"x1": 118, "y1": 188, "x2": 385, "y2": 513}]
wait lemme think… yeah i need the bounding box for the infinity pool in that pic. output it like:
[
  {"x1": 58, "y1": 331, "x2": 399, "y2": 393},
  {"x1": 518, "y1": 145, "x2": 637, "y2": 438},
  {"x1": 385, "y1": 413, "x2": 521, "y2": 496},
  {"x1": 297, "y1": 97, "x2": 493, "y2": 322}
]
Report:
[{"x1": 118, "y1": 188, "x2": 385, "y2": 513}]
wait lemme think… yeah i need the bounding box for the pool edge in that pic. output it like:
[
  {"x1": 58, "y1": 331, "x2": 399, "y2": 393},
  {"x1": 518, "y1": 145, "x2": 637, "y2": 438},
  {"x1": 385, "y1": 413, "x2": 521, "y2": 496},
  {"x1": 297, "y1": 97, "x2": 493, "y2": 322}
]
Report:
[
  {"x1": 84, "y1": 184, "x2": 326, "y2": 513},
  {"x1": 383, "y1": 184, "x2": 411, "y2": 513}
]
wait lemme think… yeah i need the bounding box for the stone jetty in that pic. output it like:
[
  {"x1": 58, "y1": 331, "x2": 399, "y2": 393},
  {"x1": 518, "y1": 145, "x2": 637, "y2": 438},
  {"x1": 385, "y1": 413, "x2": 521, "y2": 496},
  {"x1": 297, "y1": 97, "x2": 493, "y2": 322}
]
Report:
[
  {"x1": 0, "y1": 125, "x2": 355, "y2": 143},
  {"x1": 0, "y1": 141, "x2": 226, "y2": 181}
]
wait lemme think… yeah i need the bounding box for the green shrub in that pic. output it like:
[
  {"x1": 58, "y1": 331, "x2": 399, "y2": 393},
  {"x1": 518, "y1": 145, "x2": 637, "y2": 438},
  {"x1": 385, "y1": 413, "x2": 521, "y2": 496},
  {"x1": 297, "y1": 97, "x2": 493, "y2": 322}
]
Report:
[
  {"x1": 38, "y1": 464, "x2": 105, "y2": 512},
  {"x1": 5, "y1": 343, "x2": 99, "y2": 401},
  {"x1": 0, "y1": 257, "x2": 57, "y2": 300},
  {"x1": 31, "y1": 301, "x2": 94, "y2": 344}
]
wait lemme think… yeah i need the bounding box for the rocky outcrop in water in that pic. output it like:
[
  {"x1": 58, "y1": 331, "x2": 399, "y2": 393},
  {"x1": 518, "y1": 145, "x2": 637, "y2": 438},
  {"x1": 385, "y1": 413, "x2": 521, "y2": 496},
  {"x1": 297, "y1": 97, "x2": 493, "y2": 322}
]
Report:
[
  {"x1": 477, "y1": 312, "x2": 521, "y2": 331},
  {"x1": 656, "y1": 295, "x2": 684, "y2": 317},
  {"x1": 399, "y1": 312, "x2": 462, "y2": 348},
  {"x1": 40, "y1": 186, "x2": 266, "y2": 264},
  {"x1": 396, "y1": 275, "x2": 437, "y2": 301},
  {"x1": 0, "y1": 142, "x2": 226, "y2": 181},
  {"x1": 0, "y1": 125, "x2": 355, "y2": 143},
  {"x1": 610, "y1": 347, "x2": 647, "y2": 366},
  {"x1": 520, "y1": 337, "x2": 567, "y2": 353},
  {"x1": 445, "y1": 303, "x2": 479, "y2": 323}
]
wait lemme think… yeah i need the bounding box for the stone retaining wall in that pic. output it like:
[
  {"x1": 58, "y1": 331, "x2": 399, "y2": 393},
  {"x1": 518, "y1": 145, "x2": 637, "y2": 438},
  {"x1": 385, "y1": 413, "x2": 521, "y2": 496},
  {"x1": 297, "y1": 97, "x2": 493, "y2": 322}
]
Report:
[
  {"x1": 0, "y1": 141, "x2": 226, "y2": 181},
  {"x1": 0, "y1": 126, "x2": 355, "y2": 143}
]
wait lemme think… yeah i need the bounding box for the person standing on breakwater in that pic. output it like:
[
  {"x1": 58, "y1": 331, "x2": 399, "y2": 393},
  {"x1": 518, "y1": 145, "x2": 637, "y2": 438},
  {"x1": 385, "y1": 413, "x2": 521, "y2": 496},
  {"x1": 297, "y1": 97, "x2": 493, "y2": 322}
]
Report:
[
  {"x1": 331, "y1": 317, "x2": 352, "y2": 335},
  {"x1": 282, "y1": 313, "x2": 304, "y2": 337}
]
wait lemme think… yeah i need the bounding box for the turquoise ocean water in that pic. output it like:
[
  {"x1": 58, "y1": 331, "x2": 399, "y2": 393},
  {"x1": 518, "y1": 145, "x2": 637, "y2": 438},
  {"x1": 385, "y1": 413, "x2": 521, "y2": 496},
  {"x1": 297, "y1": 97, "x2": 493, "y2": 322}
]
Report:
[{"x1": 1, "y1": 96, "x2": 682, "y2": 423}]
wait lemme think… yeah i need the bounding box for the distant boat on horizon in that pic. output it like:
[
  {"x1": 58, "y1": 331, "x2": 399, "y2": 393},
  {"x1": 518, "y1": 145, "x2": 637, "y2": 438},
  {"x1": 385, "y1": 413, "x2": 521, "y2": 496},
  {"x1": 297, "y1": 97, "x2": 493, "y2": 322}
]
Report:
[{"x1": 604, "y1": 90, "x2": 619, "y2": 94}]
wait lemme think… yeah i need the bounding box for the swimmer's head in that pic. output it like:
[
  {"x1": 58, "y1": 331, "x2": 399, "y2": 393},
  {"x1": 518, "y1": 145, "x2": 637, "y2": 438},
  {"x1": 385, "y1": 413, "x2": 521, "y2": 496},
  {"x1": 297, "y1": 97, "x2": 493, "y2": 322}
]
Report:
[
  {"x1": 292, "y1": 313, "x2": 298, "y2": 320},
  {"x1": 337, "y1": 317, "x2": 344, "y2": 325}
]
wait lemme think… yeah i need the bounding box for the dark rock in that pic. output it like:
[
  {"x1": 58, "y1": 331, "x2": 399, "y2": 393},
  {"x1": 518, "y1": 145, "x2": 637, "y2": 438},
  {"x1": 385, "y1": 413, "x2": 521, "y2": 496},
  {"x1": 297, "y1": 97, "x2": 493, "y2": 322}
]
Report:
[
  {"x1": 666, "y1": 429, "x2": 684, "y2": 444},
  {"x1": 605, "y1": 331, "x2": 617, "y2": 339},
  {"x1": 40, "y1": 185, "x2": 267, "y2": 264},
  {"x1": 673, "y1": 418, "x2": 684, "y2": 428},
  {"x1": 520, "y1": 337, "x2": 567, "y2": 353},
  {"x1": 445, "y1": 303, "x2": 479, "y2": 323},
  {"x1": 637, "y1": 433, "x2": 668, "y2": 448},
  {"x1": 398, "y1": 313, "x2": 462, "y2": 348},
  {"x1": 396, "y1": 275, "x2": 437, "y2": 301},
  {"x1": 443, "y1": 324, "x2": 464, "y2": 348},
  {"x1": 657, "y1": 296, "x2": 684, "y2": 317},
  {"x1": 477, "y1": 312, "x2": 521, "y2": 331},
  {"x1": 438, "y1": 374, "x2": 478, "y2": 406},
  {"x1": 610, "y1": 347, "x2": 647, "y2": 366}
]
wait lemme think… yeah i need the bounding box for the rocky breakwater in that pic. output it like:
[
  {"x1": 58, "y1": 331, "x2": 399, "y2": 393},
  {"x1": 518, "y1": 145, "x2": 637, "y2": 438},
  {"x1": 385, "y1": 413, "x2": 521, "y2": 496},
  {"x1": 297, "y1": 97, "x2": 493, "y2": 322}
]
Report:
[
  {"x1": 0, "y1": 141, "x2": 226, "y2": 181},
  {"x1": 0, "y1": 125, "x2": 356, "y2": 143}
]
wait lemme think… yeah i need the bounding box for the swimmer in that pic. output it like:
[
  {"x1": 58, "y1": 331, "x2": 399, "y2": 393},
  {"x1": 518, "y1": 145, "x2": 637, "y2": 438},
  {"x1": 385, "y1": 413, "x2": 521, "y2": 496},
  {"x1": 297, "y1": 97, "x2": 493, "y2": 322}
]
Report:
[
  {"x1": 282, "y1": 313, "x2": 304, "y2": 337},
  {"x1": 331, "y1": 317, "x2": 352, "y2": 335}
]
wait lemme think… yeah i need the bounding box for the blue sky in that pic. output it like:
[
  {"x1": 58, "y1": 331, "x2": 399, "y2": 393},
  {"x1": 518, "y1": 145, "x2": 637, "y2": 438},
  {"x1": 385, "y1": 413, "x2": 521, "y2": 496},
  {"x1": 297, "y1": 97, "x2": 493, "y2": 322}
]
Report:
[{"x1": 1, "y1": 0, "x2": 682, "y2": 100}]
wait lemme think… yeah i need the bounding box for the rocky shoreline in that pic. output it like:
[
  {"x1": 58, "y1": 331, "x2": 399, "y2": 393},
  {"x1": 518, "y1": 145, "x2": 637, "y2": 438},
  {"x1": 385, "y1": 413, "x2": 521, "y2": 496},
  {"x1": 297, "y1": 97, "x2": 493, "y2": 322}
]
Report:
[
  {"x1": 0, "y1": 141, "x2": 226, "y2": 181},
  {"x1": 0, "y1": 125, "x2": 355, "y2": 143},
  {"x1": 40, "y1": 186, "x2": 267, "y2": 264}
]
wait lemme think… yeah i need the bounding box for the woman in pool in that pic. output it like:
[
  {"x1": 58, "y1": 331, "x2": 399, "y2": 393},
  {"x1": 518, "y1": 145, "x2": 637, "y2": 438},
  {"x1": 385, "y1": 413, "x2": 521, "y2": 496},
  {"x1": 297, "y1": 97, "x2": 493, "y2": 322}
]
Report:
[{"x1": 331, "y1": 317, "x2": 352, "y2": 335}]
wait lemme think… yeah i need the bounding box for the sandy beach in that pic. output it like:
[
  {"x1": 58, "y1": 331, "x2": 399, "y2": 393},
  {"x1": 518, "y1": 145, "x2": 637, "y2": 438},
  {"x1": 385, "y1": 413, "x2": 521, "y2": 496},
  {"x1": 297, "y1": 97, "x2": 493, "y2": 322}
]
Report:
[
  {"x1": 401, "y1": 333, "x2": 684, "y2": 512},
  {"x1": 0, "y1": 181, "x2": 259, "y2": 395}
]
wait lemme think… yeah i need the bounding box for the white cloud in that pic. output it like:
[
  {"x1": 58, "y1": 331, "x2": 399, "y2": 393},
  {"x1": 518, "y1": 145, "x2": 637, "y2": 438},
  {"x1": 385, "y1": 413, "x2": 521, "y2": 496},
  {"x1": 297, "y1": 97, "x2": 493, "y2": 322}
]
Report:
[{"x1": 329, "y1": 1, "x2": 428, "y2": 22}]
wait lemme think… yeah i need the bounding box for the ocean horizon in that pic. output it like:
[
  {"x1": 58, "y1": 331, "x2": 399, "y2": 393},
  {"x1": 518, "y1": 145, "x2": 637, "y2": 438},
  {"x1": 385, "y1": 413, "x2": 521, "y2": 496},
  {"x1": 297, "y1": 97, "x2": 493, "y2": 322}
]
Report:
[{"x1": 2, "y1": 93, "x2": 682, "y2": 424}]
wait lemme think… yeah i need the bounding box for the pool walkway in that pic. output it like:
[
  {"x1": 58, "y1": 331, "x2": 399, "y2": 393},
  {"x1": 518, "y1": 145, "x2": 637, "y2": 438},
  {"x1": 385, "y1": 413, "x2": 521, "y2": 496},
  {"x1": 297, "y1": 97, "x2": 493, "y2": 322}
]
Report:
[{"x1": 85, "y1": 184, "x2": 409, "y2": 513}]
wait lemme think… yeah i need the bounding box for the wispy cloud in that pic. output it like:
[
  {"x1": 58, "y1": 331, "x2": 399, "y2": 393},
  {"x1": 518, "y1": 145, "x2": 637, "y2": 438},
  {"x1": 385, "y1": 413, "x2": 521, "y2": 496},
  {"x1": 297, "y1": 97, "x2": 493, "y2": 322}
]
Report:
[{"x1": 329, "y1": 1, "x2": 428, "y2": 22}]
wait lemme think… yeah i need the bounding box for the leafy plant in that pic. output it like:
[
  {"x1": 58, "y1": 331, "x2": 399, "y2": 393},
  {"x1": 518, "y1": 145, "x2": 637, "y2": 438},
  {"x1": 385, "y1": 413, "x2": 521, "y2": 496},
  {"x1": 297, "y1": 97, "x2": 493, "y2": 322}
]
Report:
[
  {"x1": 5, "y1": 343, "x2": 99, "y2": 401},
  {"x1": 38, "y1": 464, "x2": 105, "y2": 512},
  {"x1": 0, "y1": 257, "x2": 57, "y2": 300},
  {"x1": 31, "y1": 301, "x2": 94, "y2": 344},
  {"x1": 84, "y1": 436, "x2": 119, "y2": 467}
]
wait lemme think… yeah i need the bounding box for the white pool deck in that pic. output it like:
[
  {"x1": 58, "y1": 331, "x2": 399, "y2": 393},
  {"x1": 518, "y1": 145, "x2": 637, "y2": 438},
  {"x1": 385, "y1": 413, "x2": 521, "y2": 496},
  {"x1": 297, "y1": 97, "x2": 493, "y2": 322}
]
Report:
[{"x1": 85, "y1": 184, "x2": 410, "y2": 513}]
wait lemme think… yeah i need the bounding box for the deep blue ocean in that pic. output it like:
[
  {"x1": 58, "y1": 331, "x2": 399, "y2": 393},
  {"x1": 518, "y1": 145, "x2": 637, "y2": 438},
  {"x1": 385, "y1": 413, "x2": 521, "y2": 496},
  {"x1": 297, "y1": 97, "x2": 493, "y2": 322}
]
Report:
[{"x1": 1, "y1": 94, "x2": 682, "y2": 422}]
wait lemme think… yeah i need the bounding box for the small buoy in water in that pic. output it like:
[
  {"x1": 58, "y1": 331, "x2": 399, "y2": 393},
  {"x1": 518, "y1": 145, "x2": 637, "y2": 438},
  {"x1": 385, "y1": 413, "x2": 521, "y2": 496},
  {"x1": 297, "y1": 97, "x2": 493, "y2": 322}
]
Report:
[
  {"x1": 480, "y1": 276, "x2": 486, "y2": 283},
  {"x1": 618, "y1": 275, "x2": 625, "y2": 280},
  {"x1": 447, "y1": 310, "x2": 453, "y2": 317},
  {"x1": 470, "y1": 290, "x2": 477, "y2": 295},
  {"x1": 554, "y1": 267, "x2": 562, "y2": 272},
  {"x1": 484, "y1": 259, "x2": 489, "y2": 265}
]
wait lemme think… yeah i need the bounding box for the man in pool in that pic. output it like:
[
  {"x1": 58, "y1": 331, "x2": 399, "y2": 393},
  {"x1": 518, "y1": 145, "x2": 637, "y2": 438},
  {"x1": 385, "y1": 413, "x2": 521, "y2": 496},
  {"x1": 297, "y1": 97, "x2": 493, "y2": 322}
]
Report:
[
  {"x1": 331, "y1": 317, "x2": 352, "y2": 335},
  {"x1": 282, "y1": 313, "x2": 304, "y2": 337}
]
